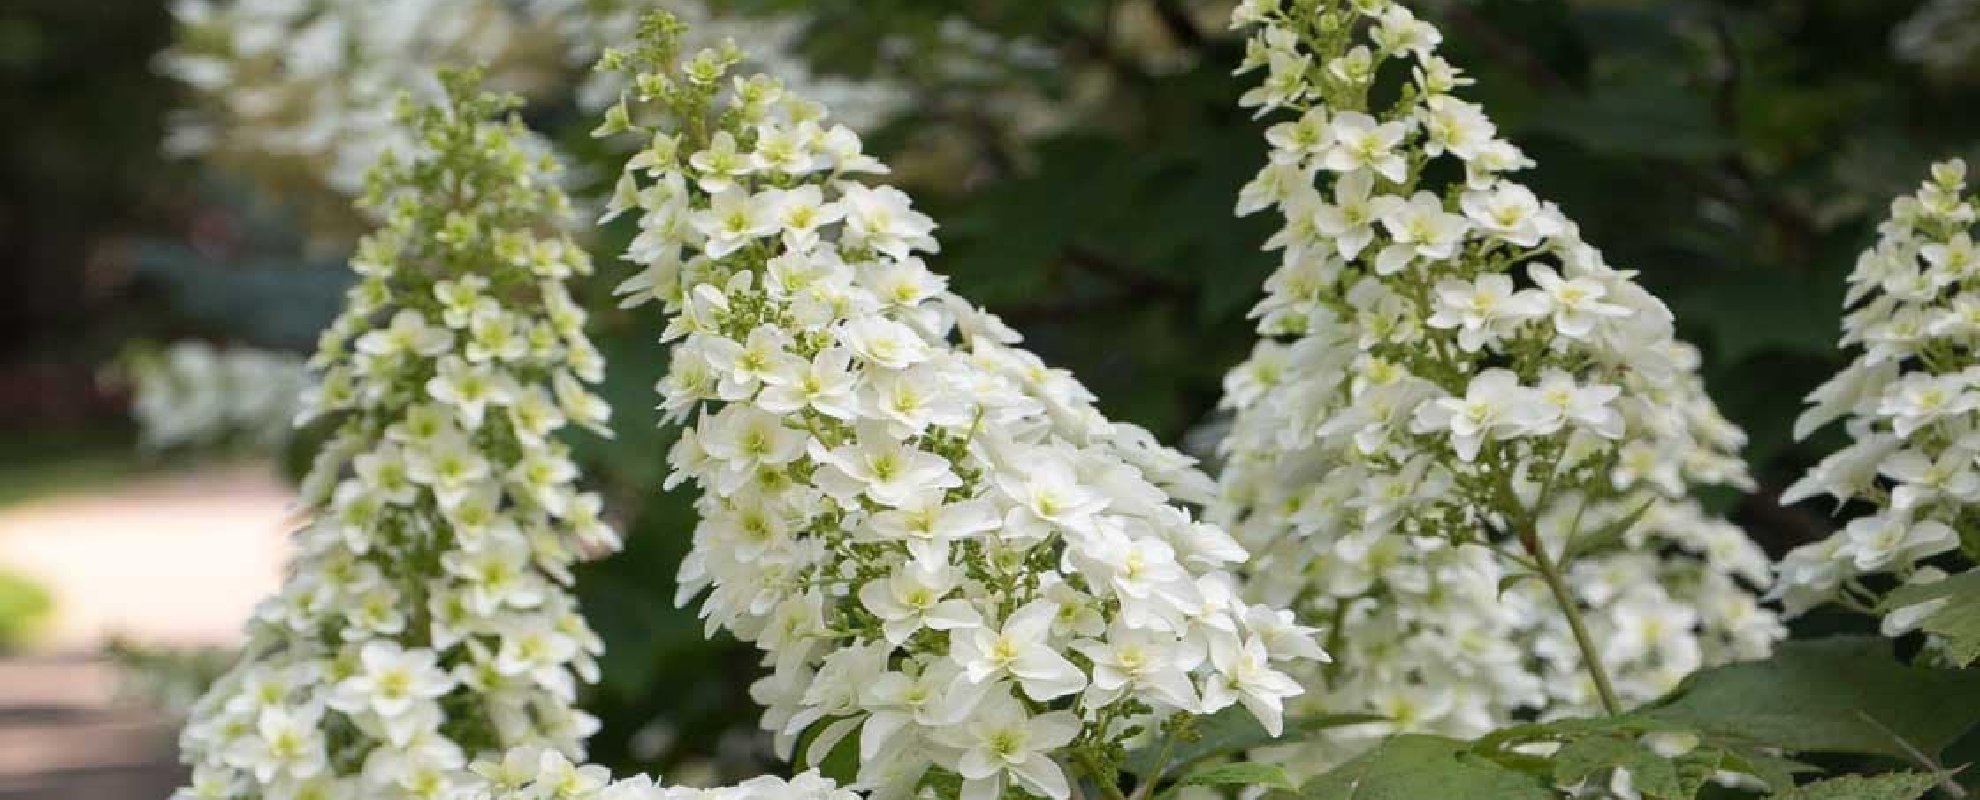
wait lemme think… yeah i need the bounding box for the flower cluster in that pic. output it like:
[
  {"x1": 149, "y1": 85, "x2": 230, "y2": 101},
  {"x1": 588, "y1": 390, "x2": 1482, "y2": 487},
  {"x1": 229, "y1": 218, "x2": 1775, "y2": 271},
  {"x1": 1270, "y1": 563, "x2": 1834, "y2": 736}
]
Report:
[
  {"x1": 601, "y1": 15, "x2": 1323, "y2": 800},
  {"x1": 528, "y1": 0, "x2": 909, "y2": 125},
  {"x1": 173, "y1": 75, "x2": 619, "y2": 800},
  {"x1": 452, "y1": 748, "x2": 856, "y2": 800},
  {"x1": 160, "y1": 0, "x2": 528, "y2": 204},
  {"x1": 1895, "y1": 0, "x2": 1980, "y2": 77},
  {"x1": 1778, "y1": 160, "x2": 1980, "y2": 642},
  {"x1": 123, "y1": 339, "x2": 309, "y2": 452},
  {"x1": 159, "y1": 0, "x2": 914, "y2": 227},
  {"x1": 1214, "y1": 0, "x2": 1779, "y2": 754}
]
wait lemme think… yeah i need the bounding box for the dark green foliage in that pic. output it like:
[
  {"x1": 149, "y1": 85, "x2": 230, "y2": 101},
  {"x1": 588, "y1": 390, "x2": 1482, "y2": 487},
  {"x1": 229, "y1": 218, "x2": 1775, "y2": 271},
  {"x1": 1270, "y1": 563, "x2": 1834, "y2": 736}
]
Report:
[
  {"x1": 1641, "y1": 637, "x2": 1980, "y2": 759},
  {"x1": 1769, "y1": 771, "x2": 1947, "y2": 800},
  {"x1": 1292, "y1": 735, "x2": 1556, "y2": 799}
]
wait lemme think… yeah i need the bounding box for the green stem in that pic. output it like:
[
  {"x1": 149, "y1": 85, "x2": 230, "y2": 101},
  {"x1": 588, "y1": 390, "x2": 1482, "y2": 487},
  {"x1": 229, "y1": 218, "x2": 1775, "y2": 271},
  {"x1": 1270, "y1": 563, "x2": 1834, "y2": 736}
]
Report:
[
  {"x1": 1520, "y1": 527, "x2": 1624, "y2": 716},
  {"x1": 1075, "y1": 751, "x2": 1130, "y2": 800}
]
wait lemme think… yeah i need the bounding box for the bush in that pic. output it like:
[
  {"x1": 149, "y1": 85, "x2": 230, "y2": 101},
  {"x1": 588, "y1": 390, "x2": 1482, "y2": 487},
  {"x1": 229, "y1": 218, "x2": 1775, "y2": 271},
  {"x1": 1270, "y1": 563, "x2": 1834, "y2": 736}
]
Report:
[{"x1": 0, "y1": 568, "x2": 52, "y2": 651}]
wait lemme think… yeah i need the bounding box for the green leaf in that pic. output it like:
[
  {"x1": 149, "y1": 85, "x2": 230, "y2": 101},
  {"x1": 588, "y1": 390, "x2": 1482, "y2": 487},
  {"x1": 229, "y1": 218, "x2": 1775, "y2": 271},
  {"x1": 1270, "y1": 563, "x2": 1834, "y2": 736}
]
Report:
[
  {"x1": 794, "y1": 717, "x2": 861, "y2": 784},
  {"x1": 1123, "y1": 707, "x2": 1386, "y2": 778},
  {"x1": 1642, "y1": 637, "x2": 1980, "y2": 759},
  {"x1": 1293, "y1": 735, "x2": 1554, "y2": 800},
  {"x1": 1551, "y1": 736, "x2": 1683, "y2": 799},
  {"x1": 1173, "y1": 762, "x2": 1297, "y2": 792},
  {"x1": 1561, "y1": 495, "x2": 1654, "y2": 563},
  {"x1": 1716, "y1": 745, "x2": 1819, "y2": 794},
  {"x1": 1770, "y1": 772, "x2": 1947, "y2": 800},
  {"x1": 1881, "y1": 569, "x2": 1980, "y2": 667}
]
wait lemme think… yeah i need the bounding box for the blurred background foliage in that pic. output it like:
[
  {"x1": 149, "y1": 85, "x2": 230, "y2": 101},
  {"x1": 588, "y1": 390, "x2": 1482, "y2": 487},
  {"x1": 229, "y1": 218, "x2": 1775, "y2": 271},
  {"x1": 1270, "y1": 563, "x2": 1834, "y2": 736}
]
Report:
[{"x1": 5, "y1": 0, "x2": 1980, "y2": 782}]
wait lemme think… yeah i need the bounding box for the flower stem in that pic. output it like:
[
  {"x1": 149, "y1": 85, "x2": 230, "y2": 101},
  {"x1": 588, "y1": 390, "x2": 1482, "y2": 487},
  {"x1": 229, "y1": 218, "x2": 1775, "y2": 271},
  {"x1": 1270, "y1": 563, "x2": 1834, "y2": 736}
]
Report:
[
  {"x1": 1520, "y1": 527, "x2": 1623, "y2": 716},
  {"x1": 1075, "y1": 751, "x2": 1130, "y2": 800}
]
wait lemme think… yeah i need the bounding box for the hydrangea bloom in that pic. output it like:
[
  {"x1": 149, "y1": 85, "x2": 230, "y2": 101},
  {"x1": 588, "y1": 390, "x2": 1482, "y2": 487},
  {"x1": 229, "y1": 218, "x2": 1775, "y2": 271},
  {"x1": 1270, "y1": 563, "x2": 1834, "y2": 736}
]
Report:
[
  {"x1": 452, "y1": 748, "x2": 857, "y2": 800},
  {"x1": 1214, "y1": 0, "x2": 1780, "y2": 753},
  {"x1": 599, "y1": 15, "x2": 1323, "y2": 800},
  {"x1": 160, "y1": 0, "x2": 528, "y2": 199},
  {"x1": 1778, "y1": 159, "x2": 1980, "y2": 657},
  {"x1": 158, "y1": 0, "x2": 911, "y2": 233},
  {"x1": 528, "y1": 0, "x2": 909, "y2": 124},
  {"x1": 124, "y1": 340, "x2": 309, "y2": 452},
  {"x1": 173, "y1": 75, "x2": 619, "y2": 800}
]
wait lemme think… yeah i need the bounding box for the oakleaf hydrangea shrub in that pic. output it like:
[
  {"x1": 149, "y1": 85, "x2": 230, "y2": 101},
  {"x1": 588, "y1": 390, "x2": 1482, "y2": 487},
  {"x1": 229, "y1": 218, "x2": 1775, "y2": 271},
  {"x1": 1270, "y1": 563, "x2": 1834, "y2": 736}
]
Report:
[
  {"x1": 173, "y1": 73, "x2": 621, "y2": 800},
  {"x1": 598, "y1": 13, "x2": 1324, "y2": 800},
  {"x1": 1213, "y1": 0, "x2": 1781, "y2": 758},
  {"x1": 1779, "y1": 159, "x2": 1980, "y2": 665}
]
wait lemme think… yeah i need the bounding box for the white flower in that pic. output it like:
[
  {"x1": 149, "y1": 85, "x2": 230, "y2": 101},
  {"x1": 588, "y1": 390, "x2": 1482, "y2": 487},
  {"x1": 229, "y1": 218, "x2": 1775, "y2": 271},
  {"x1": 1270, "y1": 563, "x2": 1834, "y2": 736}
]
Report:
[
  {"x1": 225, "y1": 704, "x2": 328, "y2": 784},
  {"x1": 702, "y1": 324, "x2": 803, "y2": 401},
  {"x1": 692, "y1": 187, "x2": 780, "y2": 258},
  {"x1": 328, "y1": 642, "x2": 454, "y2": 721},
  {"x1": 1878, "y1": 373, "x2": 1978, "y2": 437},
  {"x1": 1413, "y1": 369, "x2": 1548, "y2": 461},
  {"x1": 931, "y1": 693, "x2": 1081, "y2": 800},
  {"x1": 1418, "y1": 96, "x2": 1494, "y2": 161},
  {"x1": 688, "y1": 130, "x2": 755, "y2": 192},
  {"x1": 995, "y1": 454, "x2": 1110, "y2": 541},
  {"x1": 840, "y1": 183, "x2": 938, "y2": 261},
  {"x1": 1533, "y1": 369, "x2": 1624, "y2": 440},
  {"x1": 1201, "y1": 635, "x2": 1304, "y2": 736},
  {"x1": 1375, "y1": 191, "x2": 1471, "y2": 275},
  {"x1": 1460, "y1": 181, "x2": 1555, "y2": 247},
  {"x1": 1839, "y1": 516, "x2": 1958, "y2": 572},
  {"x1": 859, "y1": 558, "x2": 982, "y2": 644},
  {"x1": 427, "y1": 357, "x2": 517, "y2": 430},
  {"x1": 839, "y1": 316, "x2": 934, "y2": 369},
  {"x1": 1426, "y1": 273, "x2": 1547, "y2": 351},
  {"x1": 1310, "y1": 169, "x2": 1404, "y2": 260},
  {"x1": 766, "y1": 184, "x2": 845, "y2": 252},
  {"x1": 1074, "y1": 624, "x2": 1201, "y2": 710},
  {"x1": 814, "y1": 429, "x2": 963, "y2": 508},
  {"x1": 952, "y1": 600, "x2": 1089, "y2": 702},
  {"x1": 757, "y1": 346, "x2": 861, "y2": 419},
  {"x1": 1528, "y1": 263, "x2": 1629, "y2": 338},
  {"x1": 1322, "y1": 111, "x2": 1408, "y2": 182}
]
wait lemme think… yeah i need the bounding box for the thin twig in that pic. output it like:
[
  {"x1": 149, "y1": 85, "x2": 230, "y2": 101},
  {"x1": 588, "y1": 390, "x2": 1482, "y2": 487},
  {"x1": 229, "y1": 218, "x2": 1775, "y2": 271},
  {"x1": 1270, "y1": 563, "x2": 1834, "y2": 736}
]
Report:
[{"x1": 1855, "y1": 710, "x2": 1969, "y2": 798}]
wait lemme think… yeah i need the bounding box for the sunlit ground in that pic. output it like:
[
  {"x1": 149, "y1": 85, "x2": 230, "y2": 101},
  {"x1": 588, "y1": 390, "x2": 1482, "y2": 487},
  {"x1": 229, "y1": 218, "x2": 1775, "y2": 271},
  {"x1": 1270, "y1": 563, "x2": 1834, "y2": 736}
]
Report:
[
  {"x1": 0, "y1": 464, "x2": 293, "y2": 798},
  {"x1": 0, "y1": 463, "x2": 292, "y2": 651}
]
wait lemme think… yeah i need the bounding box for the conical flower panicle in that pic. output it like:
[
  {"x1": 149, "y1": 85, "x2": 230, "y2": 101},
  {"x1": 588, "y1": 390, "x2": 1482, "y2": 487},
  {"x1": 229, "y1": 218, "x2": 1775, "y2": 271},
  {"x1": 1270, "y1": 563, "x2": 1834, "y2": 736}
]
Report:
[
  {"x1": 1779, "y1": 160, "x2": 1980, "y2": 653},
  {"x1": 1215, "y1": 0, "x2": 1780, "y2": 760},
  {"x1": 173, "y1": 71, "x2": 619, "y2": 800},
  {"x1": 599, "y1": 13, "x2": 1323, "y2": 800}
]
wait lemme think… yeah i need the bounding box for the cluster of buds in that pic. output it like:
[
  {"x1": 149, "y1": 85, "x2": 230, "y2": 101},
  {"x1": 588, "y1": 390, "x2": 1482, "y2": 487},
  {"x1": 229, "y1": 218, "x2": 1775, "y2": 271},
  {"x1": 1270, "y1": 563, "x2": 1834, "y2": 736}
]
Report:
[
  {"x1": 174, "y1": 74, "x2": 618, "y2": 800},
  {"x1": 599, "y1": 14, "x2": 1324, "y2": 800},
  {"x1": 1213, "y1": 0, "x2": 1780, "y2": 759}
]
